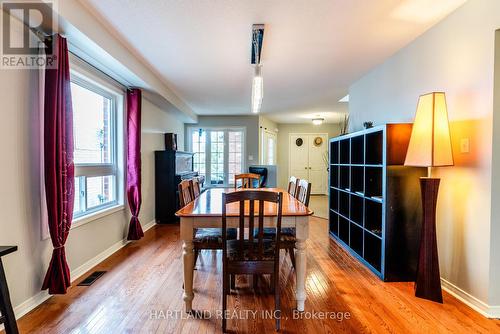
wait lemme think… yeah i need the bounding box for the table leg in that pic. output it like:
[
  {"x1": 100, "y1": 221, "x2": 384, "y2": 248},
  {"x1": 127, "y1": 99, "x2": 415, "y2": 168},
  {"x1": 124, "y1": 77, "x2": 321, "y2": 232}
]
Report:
[
  {"x1": 0, "y1": 259, "x2": 18, "y2": 334},
  {"x1": 295, "y1": 216, "x2": 309, "y2": 312},
  {"x1": 181, "y1": 218, "x2": 194, "y2": 313}
]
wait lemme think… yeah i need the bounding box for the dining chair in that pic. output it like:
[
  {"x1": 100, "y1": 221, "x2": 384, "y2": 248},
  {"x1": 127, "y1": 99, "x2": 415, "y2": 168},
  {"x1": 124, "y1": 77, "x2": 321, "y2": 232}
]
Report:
[
  {"x1": 287, "y1": 176, "x2": 299, "y2": 197},
  {"x1": 296, "y1": 179, "x2": 312, "y2": 207},
  {"x1": 234, "y1": 173, "x2": 260, "y2": 189},
  {"x1": 222, "y1": 190, "x2": 283, "y2": 332},
  {"x1": 178, "y1": 179, "x2": 194, "y2": 207},
  {"x1": 255, "y1": 179, "x2": 312, "y2": 269},
  {"x1": 178, "y1": 180, "x2": 238, "y2": 271},
  {"x1": 191, "y1": 177, "x2": 201, "y2": 198}
]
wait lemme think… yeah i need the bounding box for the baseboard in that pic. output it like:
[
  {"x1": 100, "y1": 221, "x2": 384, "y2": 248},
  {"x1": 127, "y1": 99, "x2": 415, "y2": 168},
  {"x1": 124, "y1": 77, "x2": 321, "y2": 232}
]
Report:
[
  {"x1": 441, "y1": 278, "x2": 500, "y2": 319},
  {"x1": 8, "y1": 219, "x2": 156, "y2": 323}
]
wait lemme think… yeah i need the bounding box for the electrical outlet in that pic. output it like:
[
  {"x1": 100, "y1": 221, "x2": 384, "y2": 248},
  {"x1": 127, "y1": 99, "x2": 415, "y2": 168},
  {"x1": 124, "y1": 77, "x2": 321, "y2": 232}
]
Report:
[
  {"x1": 248, "y1": 155, "x2": 254, "y2": 161},
  {"x1": 460, "y1": 138, "x2": 470, "y2": 153}
]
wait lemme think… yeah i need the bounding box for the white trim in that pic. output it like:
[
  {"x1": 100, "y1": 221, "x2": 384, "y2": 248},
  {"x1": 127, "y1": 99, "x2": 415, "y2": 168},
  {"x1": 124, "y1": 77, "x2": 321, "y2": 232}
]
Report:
[
  {"x1": 441, "y1": 278, "x2": 500, "y2": 318},
  {"x1": 5, "y1": 220, "x2": 157, "y2": 327},
  {"x1": 71, "y1": 205, "x2": 125, "y2": 230}
]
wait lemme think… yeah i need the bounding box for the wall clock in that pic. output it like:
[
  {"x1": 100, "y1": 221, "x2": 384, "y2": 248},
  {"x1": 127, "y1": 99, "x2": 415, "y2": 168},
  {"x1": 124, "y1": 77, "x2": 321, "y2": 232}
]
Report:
[
  {"x1": 295, "y1": 138, "x2": 303, "y2": 146},
  {"x1": 314, "y1": 137, "x2": 323, "y2": 146}
]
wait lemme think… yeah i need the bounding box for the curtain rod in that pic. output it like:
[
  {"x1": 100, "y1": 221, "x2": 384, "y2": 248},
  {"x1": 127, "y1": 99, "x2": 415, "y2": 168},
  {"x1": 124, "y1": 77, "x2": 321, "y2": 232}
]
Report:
[
  {"x1": 68, "y1": 45, "x2": 131, "y2": 91},
  {"x1": 32, "y1": 27, "x2": 135, "y2": 91}
]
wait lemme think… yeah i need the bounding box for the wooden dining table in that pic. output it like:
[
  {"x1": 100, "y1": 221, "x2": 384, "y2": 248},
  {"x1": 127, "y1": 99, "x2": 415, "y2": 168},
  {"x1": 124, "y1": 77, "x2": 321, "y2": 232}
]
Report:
[{"x1": 176, "y1": 187, "x2": 313, "y2": 312}]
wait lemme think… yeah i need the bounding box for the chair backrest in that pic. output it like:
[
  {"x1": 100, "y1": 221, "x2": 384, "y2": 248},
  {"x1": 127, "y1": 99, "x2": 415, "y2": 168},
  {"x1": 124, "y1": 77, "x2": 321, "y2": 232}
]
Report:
[
  {"x1": 191, "y1": 177, "x2": 201, "y2": 198},
  {"x1": 178, "y1": 179, "x2": 194, "y2": 207},
  {"x1": 222, "y1": 190, "x2": 283, "y2": 262},
  {"x1": 296, "y1": 179, "x2": 312, "y2": 206},
  {"x1": 234, "y1": 173, "x2": 260, "y2": 189},
  {"x1": 288, "y1": 176, "x2": 299, "y2": 197}
]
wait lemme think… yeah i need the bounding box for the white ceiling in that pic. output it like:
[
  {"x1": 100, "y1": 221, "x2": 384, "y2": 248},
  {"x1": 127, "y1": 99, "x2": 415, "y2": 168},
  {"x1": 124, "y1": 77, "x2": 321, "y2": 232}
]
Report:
[{"x1": 81, "y1": 0, "x2": 466, "y2": 124}]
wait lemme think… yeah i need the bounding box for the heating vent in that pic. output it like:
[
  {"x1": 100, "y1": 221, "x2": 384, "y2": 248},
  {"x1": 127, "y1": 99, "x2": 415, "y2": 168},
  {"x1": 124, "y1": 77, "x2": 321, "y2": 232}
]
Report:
[{"x1": 77, "y1": 271, "x2": 106, "y2": 286}]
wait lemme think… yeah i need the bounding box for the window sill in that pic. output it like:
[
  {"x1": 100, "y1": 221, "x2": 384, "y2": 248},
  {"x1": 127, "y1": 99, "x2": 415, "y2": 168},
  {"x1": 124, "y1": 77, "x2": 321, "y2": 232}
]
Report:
[{"x1": 71, "y1": 204, "x2": 125, "y2": 230}]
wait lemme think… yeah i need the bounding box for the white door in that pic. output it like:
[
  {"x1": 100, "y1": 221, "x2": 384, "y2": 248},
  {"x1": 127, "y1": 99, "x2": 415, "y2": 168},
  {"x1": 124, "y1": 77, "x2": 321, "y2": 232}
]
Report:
[
  {"x1": 262, "y1": 130, "x2": 277, "y2": 165},
  {"x1": 289, "y1": 133, "x2": 328, "y2": 195},
  {"x1": 308, "y1": 134, "x2": 328, "y2": 194},
  {"x1": 290, "y1": 134, "x2": 310, "y2": 181}
]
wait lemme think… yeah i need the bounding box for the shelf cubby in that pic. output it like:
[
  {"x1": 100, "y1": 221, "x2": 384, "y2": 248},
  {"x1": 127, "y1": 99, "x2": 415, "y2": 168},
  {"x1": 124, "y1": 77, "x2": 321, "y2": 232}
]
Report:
[
  {"x1": 365, "y1": 131, "x2": 383, "y2": 165},
  {"x1": 351, "y1": 135, "x2": 364, "y2": 164},
  {"x1": 330, "y1": 209, "x2": 339, "y2": 237},
  {"x1": 339, "y1": 166, "x2": 350, "y2": 190},
  {"x1": 330, "y1": 189, "x2": 339, "y2": 212},
  {"x1": 331, "y1": 141, "x2": 339, "y2": 164},
  {"x1": 350, "y1": 166, "x2": 364, "y2": 194},
  {"x1": 350, "y1": 195, "x2": 364, "y2": 225},
  {"x1": 330, "y1": 165, "x2": 339, "y2": 188},
  {"x1": 328, "y1": 124, "x2": 426, "y2": 281},
  {"x1": 364, "y1": 231, "x2": 382, "y2": 272},
  {"x1": 338, "y1": 216, "x2": 350, "y2": 244},
  {"x1": 350, "y1": 223, "x2": 364, "y2": 257},
  {"x1": 340, "y1": 139, "x2": 350, "y2": 164},
  {"x1": 339, "y1": 191, "x2": 350, "y2": 218},
  {"x1": 365, "y1": 167, "x2": 382, "y2": 198},
  {"x1": 365, "y1": 200, "x2": 382, "y2": 236}
]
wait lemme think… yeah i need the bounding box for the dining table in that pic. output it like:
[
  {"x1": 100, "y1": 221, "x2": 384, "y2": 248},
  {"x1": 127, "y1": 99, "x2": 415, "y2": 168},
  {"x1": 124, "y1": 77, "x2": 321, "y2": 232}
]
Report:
[{"x1": 175, "y1": 187, "x2": 313, "y2": 312}]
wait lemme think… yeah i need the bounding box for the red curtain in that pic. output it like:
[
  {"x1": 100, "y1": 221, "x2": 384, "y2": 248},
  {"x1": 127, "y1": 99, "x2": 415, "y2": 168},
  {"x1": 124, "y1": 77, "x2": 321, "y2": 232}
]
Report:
[
  {"x1": 42, "y1": 35, "x2": 75, "y2": 294},
  {"x1": 126, "y1": 89, "x2": 144, "y2": 240}
]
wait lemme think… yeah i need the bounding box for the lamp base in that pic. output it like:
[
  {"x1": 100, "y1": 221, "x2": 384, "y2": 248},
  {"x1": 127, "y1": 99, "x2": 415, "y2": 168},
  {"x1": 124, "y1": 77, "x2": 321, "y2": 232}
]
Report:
[{"x1": 415, "y1": 177, "x2": 443, "y2": 303}]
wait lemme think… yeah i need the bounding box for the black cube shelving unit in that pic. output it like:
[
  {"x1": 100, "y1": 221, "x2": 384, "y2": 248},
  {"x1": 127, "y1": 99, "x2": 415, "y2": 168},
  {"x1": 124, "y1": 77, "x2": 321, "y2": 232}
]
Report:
[{"x1": 328, "y1": 124, "x2": 426, "y2": 281}]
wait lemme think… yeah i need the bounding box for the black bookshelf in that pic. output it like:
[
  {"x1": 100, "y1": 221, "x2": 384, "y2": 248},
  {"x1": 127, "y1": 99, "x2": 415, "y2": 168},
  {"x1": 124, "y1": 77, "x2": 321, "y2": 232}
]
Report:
[{"x1": 329, "y1": 124, "x2": 426, "y2": 281}]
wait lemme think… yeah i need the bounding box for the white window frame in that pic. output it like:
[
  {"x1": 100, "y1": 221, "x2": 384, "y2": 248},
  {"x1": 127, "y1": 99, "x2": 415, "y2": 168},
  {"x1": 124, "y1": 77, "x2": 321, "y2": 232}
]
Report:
[
  {"x1": 69, "y1": 56, "x2": 125, "y2": 227},
  {"x1": 187, "y1": 126, "x2": 246, "y2": 187}
]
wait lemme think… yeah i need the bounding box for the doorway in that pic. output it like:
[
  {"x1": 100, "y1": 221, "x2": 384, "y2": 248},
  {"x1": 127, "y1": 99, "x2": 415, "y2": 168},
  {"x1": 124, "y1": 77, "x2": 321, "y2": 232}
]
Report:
[
  {"x1": 261, "y1": 130, "x2": 277, "y2": 165},
  {"x1": 289, "y1": 133, "x2": 328, "y2": 194}
]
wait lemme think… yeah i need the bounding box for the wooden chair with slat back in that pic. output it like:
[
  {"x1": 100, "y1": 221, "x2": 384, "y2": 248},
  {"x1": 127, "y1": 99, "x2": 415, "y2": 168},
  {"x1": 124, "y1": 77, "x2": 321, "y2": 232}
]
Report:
[
  {"x1": 255, "y1": 179, "x2": 312, "y2": 269},
  {"x1": 296, "y1": 179, "x2": 312, "y2": 206},
  {"x1": 178, "y1": 179, "x2": 238, "y2": 274},
  {"x1": 178, "y1": 179, "x2": 194, "y2": 207},
  {"x1": 234, "y1": 173, "x2": 260, "y2": 189},
  {"x1": 287, "y1": 176, "x2": 299, "y2": 197},
  {"x1": 222, "y1": 190, "x2": 283, "y2": 332},
  {"x1": 191, "y1": 177, "x2": 201, "y2": 198}
]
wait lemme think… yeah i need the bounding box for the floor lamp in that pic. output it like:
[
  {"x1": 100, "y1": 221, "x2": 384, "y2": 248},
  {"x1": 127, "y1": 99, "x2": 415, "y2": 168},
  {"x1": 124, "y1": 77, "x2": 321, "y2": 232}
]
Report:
[{"x1": 404, "y1": 92, "x2": 454, "y2": 303}]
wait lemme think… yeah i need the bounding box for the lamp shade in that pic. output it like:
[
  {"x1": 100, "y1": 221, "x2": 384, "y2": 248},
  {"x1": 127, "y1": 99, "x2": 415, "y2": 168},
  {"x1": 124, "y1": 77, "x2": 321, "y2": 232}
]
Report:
[{"x1": 405, "y1": 92, "x2": 454, "y2": 167}]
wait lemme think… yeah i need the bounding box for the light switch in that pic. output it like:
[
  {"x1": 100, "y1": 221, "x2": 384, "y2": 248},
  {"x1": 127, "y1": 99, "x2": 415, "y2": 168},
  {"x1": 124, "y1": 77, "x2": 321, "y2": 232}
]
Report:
[
  {"x1": 460, "y1": 138, "x2": 470, "y2": 153},
  {"x1": 248, "y1": 155, "x2": 254, "y2": 161}
]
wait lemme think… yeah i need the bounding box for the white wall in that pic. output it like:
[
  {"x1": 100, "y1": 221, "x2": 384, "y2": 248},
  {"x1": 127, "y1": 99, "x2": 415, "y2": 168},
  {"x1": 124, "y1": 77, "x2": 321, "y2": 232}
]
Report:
[
  {"x1": 0, "y1": 54, "x2": 184, "y2": 318},
  {"x1": 349, "y1": 0, "x2": 500, "y2": 309},
  {"x1": 276, "y1": 123, "x2": 341, "y2": 189},
  {"x1": 141, "y1": 98, "x2": 184, "y2": 225}
]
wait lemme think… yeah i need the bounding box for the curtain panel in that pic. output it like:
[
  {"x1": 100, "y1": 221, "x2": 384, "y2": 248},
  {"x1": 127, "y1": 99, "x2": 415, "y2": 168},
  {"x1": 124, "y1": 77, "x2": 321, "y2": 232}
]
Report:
[
  {"x1": 126, "y1": 89, "x2": 144, "y2": 240},
  {"x1": 41, "y1": 34, "x2": 75, "y2": 294}
]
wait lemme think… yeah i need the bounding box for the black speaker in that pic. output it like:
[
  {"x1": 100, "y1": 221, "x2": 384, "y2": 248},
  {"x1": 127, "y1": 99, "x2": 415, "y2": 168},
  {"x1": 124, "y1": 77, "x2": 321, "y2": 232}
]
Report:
[{"x1": 165, "y1": 133, "x2": 177, "y2": 151}]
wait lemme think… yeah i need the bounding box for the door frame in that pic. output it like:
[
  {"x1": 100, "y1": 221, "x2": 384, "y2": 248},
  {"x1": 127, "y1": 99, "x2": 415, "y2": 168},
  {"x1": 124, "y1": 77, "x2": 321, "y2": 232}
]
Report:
[{"x1": 288, "y1": 133, "x2": 329, "y2": 195}]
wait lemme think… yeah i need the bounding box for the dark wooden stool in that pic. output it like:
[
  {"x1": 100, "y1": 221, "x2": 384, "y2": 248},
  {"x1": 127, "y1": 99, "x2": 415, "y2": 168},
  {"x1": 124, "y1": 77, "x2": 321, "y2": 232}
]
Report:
[{"x1": 0, "y1": 246, "x2": 18, "y2": 334}]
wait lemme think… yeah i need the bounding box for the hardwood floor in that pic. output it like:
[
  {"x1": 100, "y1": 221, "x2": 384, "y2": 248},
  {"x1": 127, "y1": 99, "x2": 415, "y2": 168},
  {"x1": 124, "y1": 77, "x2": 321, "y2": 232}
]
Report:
[{"x1": 11, "y1": 217, "x2": 500, "y2": 333}]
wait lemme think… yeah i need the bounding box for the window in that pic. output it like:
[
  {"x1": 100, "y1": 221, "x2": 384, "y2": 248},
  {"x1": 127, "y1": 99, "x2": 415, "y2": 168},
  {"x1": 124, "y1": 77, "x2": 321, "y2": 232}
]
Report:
[
  {"x1": 192, "y1": 129, "x2": 206, "y2": 178},
  {"x1": 71, "y1": 72, "x2": 123, "y2": 219},
  {"x1": 189, "y1": 128, "x2": 245, "y2": 186}
]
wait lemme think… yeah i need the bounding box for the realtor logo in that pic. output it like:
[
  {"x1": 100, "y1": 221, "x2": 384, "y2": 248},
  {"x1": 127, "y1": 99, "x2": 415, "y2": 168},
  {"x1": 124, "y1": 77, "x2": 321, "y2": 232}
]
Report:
[{"x1": 1, "y1": 0, "x2": 57, "y2": 69}]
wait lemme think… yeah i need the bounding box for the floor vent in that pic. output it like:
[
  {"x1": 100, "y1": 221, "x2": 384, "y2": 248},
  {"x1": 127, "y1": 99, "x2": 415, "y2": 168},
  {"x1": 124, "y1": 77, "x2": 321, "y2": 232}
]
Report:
[{"x1": 77, "y1": 271, "x2": 106, "y2": 286}]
